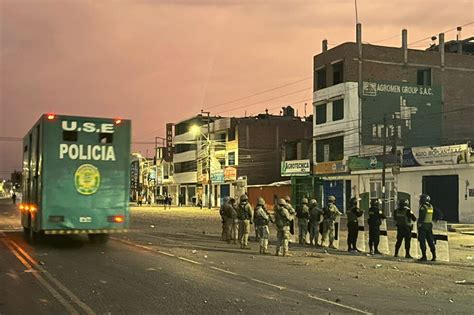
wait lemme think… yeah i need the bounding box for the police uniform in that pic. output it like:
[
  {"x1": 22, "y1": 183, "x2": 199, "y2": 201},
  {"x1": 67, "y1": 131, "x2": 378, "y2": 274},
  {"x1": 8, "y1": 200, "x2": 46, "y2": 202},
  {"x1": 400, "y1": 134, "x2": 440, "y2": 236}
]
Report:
[
  {"x1": 308, "y1": 199, "x2": 323, "y2": 246},
  {"x1": 219, "y1": 196, "x2": 230, "y2": 241},
  {"x1": 254, "y1": 197, "x2": 272, "y2": 254},
  {"x1": 237, "y1": 195, "x2": 253, "y2": 249},
  {"x1": 297, "y1": 198, "x2": 310, "y2": 245},
  {"x1": 275, "y1": 199, "x2": 293, "y2": 256},
  {"x1": 417, "y1": 195, "x2": 436, "y2": 261},
  {"x1": 394, "y1": 200, "x2": 416, "y2": 258},
  {"x1": 224, "y1": 198, "x2": 238, "y2": 244},
  {"x1": 322, "y1": 196, "x2": 341, "y2": 248},
  {"x1": 347, "y1": 198, "x2": 363, "y2": 252},
  {"x1": 368, "y1": 200, "x2": 386, "y2": 254}
]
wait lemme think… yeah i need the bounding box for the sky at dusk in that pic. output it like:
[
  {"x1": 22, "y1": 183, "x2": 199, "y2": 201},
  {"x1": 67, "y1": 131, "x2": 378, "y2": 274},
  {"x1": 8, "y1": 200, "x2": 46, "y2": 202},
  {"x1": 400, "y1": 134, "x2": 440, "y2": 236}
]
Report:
[{"x1": 1, "y1": 0, "x2": 473, "y2": 178}]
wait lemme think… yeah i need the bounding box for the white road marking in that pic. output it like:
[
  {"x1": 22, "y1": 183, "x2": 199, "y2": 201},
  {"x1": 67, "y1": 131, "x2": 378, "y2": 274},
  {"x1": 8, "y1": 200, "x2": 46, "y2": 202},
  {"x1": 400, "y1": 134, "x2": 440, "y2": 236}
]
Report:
[
  {"x1": 307, "y1": 293, "x2": 372, "y2": 315},
  {"x1": 250, "y1": 278, "x2": 286, "y2": 291},
  {"x1": 111, "y1": 235, "x2": 371, "y2": 314},
  {"x1": 157, "y1": 251, "x2": 175, "y2": 257},
  {"x1": 8, "y1": 240, "x2": 97, "y2": 315},
  {"x1": 210, "y1": 266, "x2": 238, "y2": 276},
  {"x1": 177, "y1": 257, "x2": 202, "y2": 265},
  {"x1": 2, "y1": 239, "x2": 80, "y2": 315}
]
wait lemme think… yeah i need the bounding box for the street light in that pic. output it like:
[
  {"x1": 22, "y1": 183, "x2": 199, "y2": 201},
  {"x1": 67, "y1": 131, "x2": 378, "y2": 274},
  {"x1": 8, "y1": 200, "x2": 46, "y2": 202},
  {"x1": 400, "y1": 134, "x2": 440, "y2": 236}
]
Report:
[{"x1": 190, "y1": 124, "x2": 212, "y2": 209}]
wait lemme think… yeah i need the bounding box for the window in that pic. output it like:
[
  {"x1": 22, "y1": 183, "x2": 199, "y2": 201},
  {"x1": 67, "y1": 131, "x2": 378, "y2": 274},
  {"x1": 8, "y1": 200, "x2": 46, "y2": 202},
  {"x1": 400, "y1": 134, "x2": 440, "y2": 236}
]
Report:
[
  {"x1": 417, "y1": 68, "x2": 432, "y2": 86},
  {"x1": 175, "y1": 143, "x2": 196, "y2": 154},
  {"x1": 316, "y1": 68, "x2": 327, "y2": 90},
  {"x1": 228, "y1": 152, "x2": 236, "y2": 166},
  {"x1": 316, "y1": 104, "x2": 327, "y2": 125},
  {"x1": 332, "y1": 99, "x2": 344, "y2": 121},
  {"x1": 285, "y1": 143, "x2": 297, "y2": 160},
  {"x1": 174, "y1": 161, "x2": 197, "y2": 173},
  {"x1": 316, "y1": 136, "x2": 343, "y2": 162},
  {"x1": 99, "y1": 133, "x2": 113, "y2": 144},
  {"x1": 228, "y1": 127, "x2": 236, "y2": 141},
  {"x1": 63, "y1": 131, "x2": 78, "y2": 142},
  {"x1": 332, "y1": 61, "x2": 344, "y2": 85}
]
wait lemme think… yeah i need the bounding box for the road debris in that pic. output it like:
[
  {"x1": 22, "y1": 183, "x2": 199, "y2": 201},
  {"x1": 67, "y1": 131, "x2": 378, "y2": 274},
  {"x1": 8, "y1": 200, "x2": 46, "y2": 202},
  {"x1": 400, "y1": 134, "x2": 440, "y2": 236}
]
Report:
[
  {"x1": 192, "y1": 250, "x2": 197, "y2": 254},
  {"x1": 327, "y1": 288, "x2": 332, "y2": 292},
  {"x1": 150, "y1": 225, "x2": 155, "y2": 228},
  {"x1": 204, "y1": 255, "x2": 208, "y2": 259},
  {"x1": 374, "y1": 264, "x2": 382, "y2": 269}
]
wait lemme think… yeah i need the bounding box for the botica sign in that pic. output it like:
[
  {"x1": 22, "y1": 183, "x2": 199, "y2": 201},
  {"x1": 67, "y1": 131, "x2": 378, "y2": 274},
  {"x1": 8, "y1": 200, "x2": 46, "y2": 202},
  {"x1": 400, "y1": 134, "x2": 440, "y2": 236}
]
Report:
[{"x1": 281, "y1": 160, "x2": 310, "y2": 177}]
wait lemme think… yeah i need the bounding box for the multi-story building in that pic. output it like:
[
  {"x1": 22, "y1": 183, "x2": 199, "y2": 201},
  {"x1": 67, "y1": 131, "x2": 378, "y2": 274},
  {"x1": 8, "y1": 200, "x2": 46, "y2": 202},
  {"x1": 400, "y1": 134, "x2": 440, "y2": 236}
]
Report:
[
  {"x1": 312, "y1": 25, "x2": 474, "y2": 220},
  {"x1": 158, "y1": 109, "x2": 312, "y2": 207}
]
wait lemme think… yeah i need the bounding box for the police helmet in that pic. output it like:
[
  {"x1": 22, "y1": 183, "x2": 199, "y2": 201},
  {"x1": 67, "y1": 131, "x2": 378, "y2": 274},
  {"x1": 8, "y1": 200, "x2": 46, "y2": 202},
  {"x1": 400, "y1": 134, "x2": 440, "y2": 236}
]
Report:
[
  {"x1": 370, "y1": 198, "x2": 380, "y2": 207},
  {"x1": 309, "y1": 199, "x2": 318, "y2": 206},
  {"x1": 240, "y1": 194, "x2": 248, "y2": 203},
  {"x1": 285, "y1": 196, "x2": 291, "y2": 202},
  {"x1": 223, "y1": 196, "x2": 231, "y2": 203},
  {"x1": 257, "y1": 197, "x2": 265, "y2": 206},
  {"x1": 419, "y1": 194, "x2": 430, "y2": 204},
  {"x1": 328, "y1": 195, "x2": 336, "y2": 202},
  {"x1": 399, "y1": 199, "x2": 409, "y2": 207},
  {"x1": 349, "y1": 197, "x2": 359, "y2": 206},
  {"x1": 301, "y1": 198, "x2": 308, "y2": 204},
  {"x1": 278, "y1": 198, "x2": 287, "y2": 206}
]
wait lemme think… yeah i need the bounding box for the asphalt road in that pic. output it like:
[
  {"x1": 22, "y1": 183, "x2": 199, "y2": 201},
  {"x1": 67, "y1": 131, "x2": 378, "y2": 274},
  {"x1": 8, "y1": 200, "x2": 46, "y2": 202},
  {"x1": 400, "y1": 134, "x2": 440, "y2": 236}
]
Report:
[{"x1": 1, "y1": 200, "x2": 473, "y2": 314}]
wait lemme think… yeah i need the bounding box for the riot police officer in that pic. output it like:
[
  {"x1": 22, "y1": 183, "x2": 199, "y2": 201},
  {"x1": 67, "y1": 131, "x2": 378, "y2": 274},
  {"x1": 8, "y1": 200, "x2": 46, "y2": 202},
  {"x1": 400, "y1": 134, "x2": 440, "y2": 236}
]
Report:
[
  {"x1": 237, "y1": 194, "x2": 253, "y2": 249},
  {"x1": 254, "y1": 197, "x2": 272, "y2": 254},
  {"x1": 417, "y1": 194, "x2": 436, "y2": 262},
  {"x1": 308, "y1": 199, "x2": 323, "y2": 246},
  {"x1": 274, "y1": 198, "x2": 294, "y2": 256},
  {"x1": 297, "y1": 198, "x2": 310, "y2": 245},
  {"x1": 321, "y1": 196, "x2": 341, "y2": 249},
  {"x1": 394, "y1": 199, "x2": 417, "y2": 258},
  {"x1": 368, "y1": 198, "x2": 386, "y2": 255},
  {"x1": 346, "y1": 197, "x2": 363, "y2": 252}
]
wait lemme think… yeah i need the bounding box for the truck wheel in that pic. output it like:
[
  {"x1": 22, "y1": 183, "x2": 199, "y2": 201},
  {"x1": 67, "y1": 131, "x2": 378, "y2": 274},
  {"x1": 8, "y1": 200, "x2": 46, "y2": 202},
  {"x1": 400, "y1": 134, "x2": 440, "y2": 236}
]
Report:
[
  {"x1": 25, "y1": 215, "x2": 38, "y2": 244},
  {"x1": 89, "y1": 233, "x2": 109, "y2": 244}
]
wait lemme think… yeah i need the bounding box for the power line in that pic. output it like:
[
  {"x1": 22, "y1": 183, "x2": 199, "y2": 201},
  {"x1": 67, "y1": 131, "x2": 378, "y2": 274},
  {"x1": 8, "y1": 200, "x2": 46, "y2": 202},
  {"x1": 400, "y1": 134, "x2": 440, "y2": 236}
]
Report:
[{"x1": 202, "y1": 76, "x2": 312, "y2": 111}]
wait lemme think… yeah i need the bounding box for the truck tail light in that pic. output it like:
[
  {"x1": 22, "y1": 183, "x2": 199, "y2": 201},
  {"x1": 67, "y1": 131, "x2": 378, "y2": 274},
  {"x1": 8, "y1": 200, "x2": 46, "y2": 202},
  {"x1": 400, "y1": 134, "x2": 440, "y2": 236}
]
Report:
[{"x1": 108, "y1": 216, "x2": 124, "y2": 223}]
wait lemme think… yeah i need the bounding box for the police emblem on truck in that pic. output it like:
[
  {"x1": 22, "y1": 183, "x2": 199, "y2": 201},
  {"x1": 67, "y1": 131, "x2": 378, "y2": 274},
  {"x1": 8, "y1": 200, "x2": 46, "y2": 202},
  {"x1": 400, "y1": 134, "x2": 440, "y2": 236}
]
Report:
[{"x1": 75, "y1": 164, "x2": 101, "y2": 195}]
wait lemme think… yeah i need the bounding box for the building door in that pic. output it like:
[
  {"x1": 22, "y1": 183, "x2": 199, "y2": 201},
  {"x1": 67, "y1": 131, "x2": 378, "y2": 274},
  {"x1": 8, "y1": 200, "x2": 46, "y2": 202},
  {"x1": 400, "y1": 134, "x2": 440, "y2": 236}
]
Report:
[
  {"x1": 220, "y1": 184, "x2": 230, "y2": 205},
  {"x1": 180, "y1": 186, "x2": 186, "y2": 206},
  {"x1": 323, "y1": 180, "x2": 344, "y2": 212},
  {"x1": 422, "y1": 175, "x2": 459, "y2": 223}
]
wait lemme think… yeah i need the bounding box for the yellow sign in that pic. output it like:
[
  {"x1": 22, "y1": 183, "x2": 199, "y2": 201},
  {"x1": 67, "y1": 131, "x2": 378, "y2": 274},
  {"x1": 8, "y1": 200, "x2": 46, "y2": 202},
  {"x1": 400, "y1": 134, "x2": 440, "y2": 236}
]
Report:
[
  {"x1": 75, "y1": 164, "x2": 101, "y2": 195},
  {"x1": 314, "y1": 161, "x2": 346, "y2": 175}
]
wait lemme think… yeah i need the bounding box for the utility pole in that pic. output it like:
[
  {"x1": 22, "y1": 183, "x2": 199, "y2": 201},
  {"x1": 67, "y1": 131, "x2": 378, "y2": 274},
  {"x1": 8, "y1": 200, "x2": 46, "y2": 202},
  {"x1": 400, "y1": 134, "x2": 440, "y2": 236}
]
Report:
[
  {"x1": 201, "y1": 110, "x2": 212, "y2": 209},
  {"x1": 381, "y1": 115, "x2": 387, "y2": 216}
]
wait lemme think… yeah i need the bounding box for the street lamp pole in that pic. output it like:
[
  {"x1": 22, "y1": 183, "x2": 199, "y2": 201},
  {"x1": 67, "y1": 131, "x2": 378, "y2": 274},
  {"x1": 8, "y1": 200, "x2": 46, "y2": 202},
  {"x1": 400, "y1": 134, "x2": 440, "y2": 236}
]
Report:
[{"x1": 201, "y1": 110, "x2": 211, "y2": 209}]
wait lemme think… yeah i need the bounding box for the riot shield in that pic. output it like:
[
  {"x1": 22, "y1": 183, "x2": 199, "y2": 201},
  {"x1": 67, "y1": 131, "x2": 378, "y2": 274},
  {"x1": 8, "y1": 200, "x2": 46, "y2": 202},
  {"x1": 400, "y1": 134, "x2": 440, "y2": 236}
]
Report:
[
  {"x1": 432, "y1": 220, "x2": 450, "y2": 262},
  {"x1": 333, "y1": 216, "x2": 341, "y2": 249},
  {"x1": 378, "y1": 219, "x2": 390, "y2": 254},
  {"x1": 410, "y1": 224, "x2": 420, "y2": 259},
  {"x1": 356, "y1": 214, "x2": 366, "y2": 252}
]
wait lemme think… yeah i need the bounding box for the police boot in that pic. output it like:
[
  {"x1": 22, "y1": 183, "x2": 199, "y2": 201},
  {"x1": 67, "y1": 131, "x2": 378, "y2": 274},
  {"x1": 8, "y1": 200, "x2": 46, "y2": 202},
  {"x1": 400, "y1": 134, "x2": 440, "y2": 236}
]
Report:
[
  {"x1": 405, "y1": 253, "x2": 413, "y2": 259},
  {"x1": 275, "y1": 249, "x2": 280, "y2": 256},
  {"x1": 394, "y1": 246, "x2": 400, "y2": 257},
  {"x1": 431, "y1": 251, "x2": 436, "y2": 262},
  {"x1": 418, "y1": 254, "x2": 428, "y2": 262}
]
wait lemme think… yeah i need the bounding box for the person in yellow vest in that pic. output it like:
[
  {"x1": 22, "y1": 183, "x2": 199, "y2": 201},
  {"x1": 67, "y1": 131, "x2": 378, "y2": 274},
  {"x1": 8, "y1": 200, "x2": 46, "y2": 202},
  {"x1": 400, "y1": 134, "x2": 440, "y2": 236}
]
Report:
[{"x1": 417, "y1": 194, "x2": 436, "y2": 262}]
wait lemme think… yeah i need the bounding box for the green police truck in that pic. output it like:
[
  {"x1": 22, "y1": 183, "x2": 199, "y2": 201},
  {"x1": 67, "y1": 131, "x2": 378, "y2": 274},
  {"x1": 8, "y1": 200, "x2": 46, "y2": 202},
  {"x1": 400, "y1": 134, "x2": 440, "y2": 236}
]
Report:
[{"x1": 20, "y1": 114, "x2": 131, "y2": 243}]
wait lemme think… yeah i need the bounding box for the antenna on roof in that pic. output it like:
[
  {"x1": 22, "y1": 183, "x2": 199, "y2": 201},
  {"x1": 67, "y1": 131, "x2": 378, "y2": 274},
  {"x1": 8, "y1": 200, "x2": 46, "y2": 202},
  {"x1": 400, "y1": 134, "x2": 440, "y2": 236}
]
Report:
[{"x1": 354, "y1": 0, "x2": 359, "y2": 24}]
